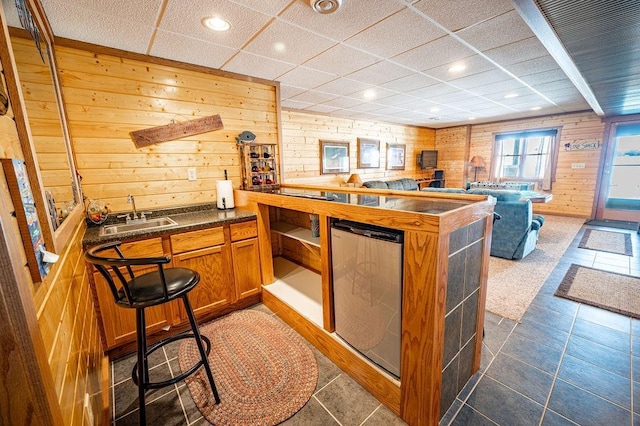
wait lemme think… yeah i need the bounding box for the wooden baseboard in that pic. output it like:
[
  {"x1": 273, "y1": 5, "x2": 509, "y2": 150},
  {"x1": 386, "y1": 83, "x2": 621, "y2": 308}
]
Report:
[{"x1": 262, "y1": 290, "x2": 401, "y2": 416}]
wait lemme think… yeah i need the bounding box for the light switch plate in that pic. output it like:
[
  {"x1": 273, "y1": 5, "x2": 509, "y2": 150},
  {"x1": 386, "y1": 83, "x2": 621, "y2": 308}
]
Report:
[
  {"x1": 571, "y1": 163, "x2": 585, "y2": 169},
  {"x1": 187, "y1": 168, "x2": 197, "y2": 180}
]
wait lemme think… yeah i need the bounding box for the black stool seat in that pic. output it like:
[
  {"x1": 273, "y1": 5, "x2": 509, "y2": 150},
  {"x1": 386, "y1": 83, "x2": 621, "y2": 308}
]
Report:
[
  {"x1": 115, "y1": 267, "x2": 199, "y2": 308},
  {"x1": 85, "y1": 240, "x2": 220, "y2": 425}
]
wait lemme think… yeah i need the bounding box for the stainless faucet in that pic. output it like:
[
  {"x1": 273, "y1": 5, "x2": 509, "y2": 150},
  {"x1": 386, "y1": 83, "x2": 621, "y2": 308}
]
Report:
[{"x1": 127, "y1": 194, "x2": 138, "y2": 221}]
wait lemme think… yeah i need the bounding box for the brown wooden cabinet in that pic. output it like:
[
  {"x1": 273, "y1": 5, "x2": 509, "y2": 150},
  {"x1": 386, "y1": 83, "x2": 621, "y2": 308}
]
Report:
[
  {"x1": 86, "y1": 219, "x2": 262, "y2": 351},
  {"x1": 89, "y1": 238, "x2": 173, "y2": 349},
  {"x1": 171, "y1": 227, "x2": 235, "y2": 320},
  {"x1": 230, "y1": 221, "x2": 261, "y2": 300}
]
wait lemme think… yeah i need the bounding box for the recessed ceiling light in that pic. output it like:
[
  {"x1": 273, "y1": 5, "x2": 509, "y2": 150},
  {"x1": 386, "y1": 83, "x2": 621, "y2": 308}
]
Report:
[
  {"x1": 202, "y1": 17, "x2": 230, "y2": 32},
  {"x1": 504, "y1": 93, "x2": 519, "y2": 99},
  {"x1": 273, "y1": 42, "x2": 286, "y2": 52},
  {"x1": 363, "y1": 89, "x2": 376, "y2": 100},
  {"x1": 448, "y1": 63, "x2": 466, "y2": 73},
  {"x1": 530, "y1": 106, "x2": 542, "y2": 111},
  {"x1": 430, "y1": 107, "x2": 440, "y2": 113},
  {"x1": 468, "y1": 116, "x2": 476, "y2": 120},
  {"x1": 309, "y1": 0, "x2": 343, "y2": 14}
]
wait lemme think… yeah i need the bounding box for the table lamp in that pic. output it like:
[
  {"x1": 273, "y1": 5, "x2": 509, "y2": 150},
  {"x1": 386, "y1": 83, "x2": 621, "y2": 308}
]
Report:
[
  {"x1": 346, "y1": 173, "x2": 362, "y2": 187},
  {"x1": 469, "y1": 156, "x2": 485, "y2": 182}
]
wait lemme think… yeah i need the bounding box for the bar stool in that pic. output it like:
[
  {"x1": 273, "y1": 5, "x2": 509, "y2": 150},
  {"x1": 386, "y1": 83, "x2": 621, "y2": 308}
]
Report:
[{"x1": 85, "y1": 241, "x2": 220, "y2": 425}]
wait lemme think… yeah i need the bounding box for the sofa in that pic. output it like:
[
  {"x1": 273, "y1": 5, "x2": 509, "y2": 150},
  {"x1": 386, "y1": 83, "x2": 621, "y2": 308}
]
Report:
[
  {"x1": 426, "y1": 187, "x2": 544, "y2": 260},
  {"x1": 361, "y1": 178, "x2": 543, "y2": 260},
  {"x1": 361, "y1": 178, "x2": 419, "y2": 191}
]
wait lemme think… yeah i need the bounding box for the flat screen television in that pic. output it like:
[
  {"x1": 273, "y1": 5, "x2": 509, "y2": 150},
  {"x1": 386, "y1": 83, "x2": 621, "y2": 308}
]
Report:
[{"x1": 419, "y1": 150, "x2": 438, "y2": 169}]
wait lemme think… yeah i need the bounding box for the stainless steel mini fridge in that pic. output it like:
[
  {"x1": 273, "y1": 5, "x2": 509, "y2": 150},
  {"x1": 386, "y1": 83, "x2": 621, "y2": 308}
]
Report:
[{"x1": 331, "y1": 220, "x2": 403, "y2": 378}]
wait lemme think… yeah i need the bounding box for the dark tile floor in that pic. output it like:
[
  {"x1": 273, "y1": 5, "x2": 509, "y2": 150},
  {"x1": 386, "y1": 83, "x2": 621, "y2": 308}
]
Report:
[{"x1": 110, "y1": 223, "x2": 640, "y2": 425}]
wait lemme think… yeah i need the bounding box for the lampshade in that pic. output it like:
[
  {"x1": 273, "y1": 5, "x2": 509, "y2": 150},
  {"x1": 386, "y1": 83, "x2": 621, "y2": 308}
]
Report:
[
  {"x1": 469, "y1": 156, "x2": 485, "y2": 168},
  {"x1": 346, "y1": 173, "x2": 362, "y2": 185}
]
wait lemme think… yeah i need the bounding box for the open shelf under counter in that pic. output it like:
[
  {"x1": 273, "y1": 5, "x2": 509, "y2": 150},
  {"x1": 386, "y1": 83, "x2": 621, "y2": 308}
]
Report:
[
  {"x1": 263, "y1": 257, "x2": 323, "y2": 327},
  {"x1": 270, "y1": 221, "x2": 320, "y2": 248}
]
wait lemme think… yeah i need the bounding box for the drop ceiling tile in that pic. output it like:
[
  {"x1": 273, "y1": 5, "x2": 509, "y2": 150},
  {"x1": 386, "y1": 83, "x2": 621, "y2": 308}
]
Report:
[
  {"x1": 222, "y1": 51, "x2": 295, "y2": 80},
  {"x1": 470, "y1": 80, "x2": 528, "y2": 97},
  {"x1": 423, "y1": 54, "x2": 495, "y2": 81},
  {"x1": 303, "y1": 104, "x2": 342, "y2": 114},
  {"x1": 505, "y1": 56, "x2": 562, "y2": 77},
  {"x1": 520, "y1": 70, "x2": 573, "y2": 86},
  {"x1": 392, "y1": 36, "x2": 476, "y2": 71},
  {"x1": 302, "y1": 44, "x2": 380, "y2": 76},
  {"x1": 314, "y1": 78, "x2": 372, "y2": 97},
  {"x1": 289, "y1": 90, "x2": 339, "y2": 104},
  {"x1": 380, "y1": 73, "x2": 440, "y2": 92},
  {"x1": 280, "y1": 84, "x2": 307, "y2": 99},
  {"x1": 281, "y1": 99, "x2": 314, "y2": 110},
  {"x1": 151, "y1": 30, "x2": 238, "y2": 69},
  {"x1": 244, "y1": 19, "x2": 336, "y2": 64},
  {"x1": 448, "y1": 69, "x2": 512, "y2": 90},
  {"x1": 322, "y1": 96, "x2": 364, "y2": 109},
  {"x1": 427, "y1": 90, "x2": 485, "y2": 104},
  {"x1": 408, "y1": 82, "x2": 459, "y2": 99},
  {"x1": 160, "y1": 0, "x2": 271, "y2": 50},
  {"x1": 279, "y1": 0, "x2": 405, "y2": 42},
  {"x1": 226, "y1": 0, "x2": 292, "y2": 16},
  {"x1": 277, "y1": 66, "x2": 337, "y2": 89},
  {"x1": 349, "y1": 87, "x2": 398, "y2": 103},
  {"x1": 367, "y1": 105, "x2": 409, "y2": 116},
  {"x1": 374, "y1": 93, "x2": 422, "y2": 107},
  {"x1": 37, "y1": 0, "x2": 157, "y2": 53},
  {"x1": 345, "y1": 8, "x2": 446, "y2": 58},
  {"x1": 533, "y1": 80, "x2": 580, "y2": 94},
  {"x1": 346, "y1": 61, "x2": 415, "y2": 86},
  {"x1": 412, "y1": 0, "x2": 514, "y2": 32},
  {"x1": 484, "y1": 37, "x2": 550, "y2": 66},
  {"x1": 456, "y1": 10, "x2": 534, "y2": 51},
  {"x1": 344, "y1": 102, "x2": 390, "y2": 113}
]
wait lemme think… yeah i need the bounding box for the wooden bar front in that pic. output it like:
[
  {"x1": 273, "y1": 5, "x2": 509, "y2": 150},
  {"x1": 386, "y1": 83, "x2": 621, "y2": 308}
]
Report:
[{"x1": 234, "y1": 185, "x2": 495, "y2": 426}]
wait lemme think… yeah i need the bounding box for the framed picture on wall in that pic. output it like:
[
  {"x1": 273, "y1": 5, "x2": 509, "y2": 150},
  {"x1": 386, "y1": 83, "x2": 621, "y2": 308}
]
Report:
[
  {"x1": 357, "y1": 138, "x2": 380, "y2": 168},
  {"x1": 387, "y1": 144, "x2": 406, "y2": 170},
  {"x1": 321, "y1": 140, "x2": 350, "y2": 174}
]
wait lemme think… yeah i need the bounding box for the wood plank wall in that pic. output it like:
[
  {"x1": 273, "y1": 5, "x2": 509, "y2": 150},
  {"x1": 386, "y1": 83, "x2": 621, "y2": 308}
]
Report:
[
  {"x1": 281, "y1": 110, "x2": 436, "y2": 185},
  {"x1": 466, "y1": 111, "x2": 605, "y2": 217},
  {"x1": 435, "y1": 125, "x2": 469, "y2": 189},
  {"x1": 55, "y1": 43, "x2": 279, "y2": 213},
  {"x1": 1, "y1": 33, "x2": 106, "y2": 426}
]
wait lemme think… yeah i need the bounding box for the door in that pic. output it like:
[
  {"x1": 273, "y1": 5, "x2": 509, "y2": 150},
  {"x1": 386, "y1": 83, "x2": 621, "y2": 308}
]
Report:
[
  {"x1": 596, "y1": 121, "x2": 640, "y2": 221},
  {"x1": 231, "y1": 238, "x2": 262, "y2": 300}
]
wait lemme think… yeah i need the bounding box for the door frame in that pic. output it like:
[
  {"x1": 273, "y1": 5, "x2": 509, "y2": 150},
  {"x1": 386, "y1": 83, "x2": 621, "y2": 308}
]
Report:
[{"x1": 594, "y1": 115, "x2": 640, "y2": 221}]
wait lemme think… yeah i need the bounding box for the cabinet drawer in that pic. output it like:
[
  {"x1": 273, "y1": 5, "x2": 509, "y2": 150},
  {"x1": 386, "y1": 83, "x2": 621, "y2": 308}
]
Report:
[
  {"x1": 171, "y1": 227, "x2": 225, "y2": 253},
  {"x1": 230, "y1": 220, "x2": 257, "y2": 241}
]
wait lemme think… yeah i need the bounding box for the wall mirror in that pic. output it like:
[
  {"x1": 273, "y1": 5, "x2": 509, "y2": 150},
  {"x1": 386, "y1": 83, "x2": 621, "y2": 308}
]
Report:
[{"x1": 1, "y1": 0, "x2": 82, "y2": 252}]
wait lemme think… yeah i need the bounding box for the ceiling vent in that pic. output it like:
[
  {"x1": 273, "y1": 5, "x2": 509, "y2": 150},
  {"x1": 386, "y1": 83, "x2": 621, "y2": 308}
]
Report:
[{"x1": 309, "y1": 0, "x2": 343, "y2": 14}]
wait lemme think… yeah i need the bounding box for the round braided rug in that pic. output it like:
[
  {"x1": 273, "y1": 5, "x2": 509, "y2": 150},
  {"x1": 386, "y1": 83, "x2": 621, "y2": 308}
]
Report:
[{"x1": 178, "y1": 310, "x2": 318, "y2": 425}]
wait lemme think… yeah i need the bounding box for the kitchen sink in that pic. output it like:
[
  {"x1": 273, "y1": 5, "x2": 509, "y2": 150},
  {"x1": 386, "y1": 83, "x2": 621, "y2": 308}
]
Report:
[{"x1": 99, "y1": 217, "x2": 178, "y2": 236}]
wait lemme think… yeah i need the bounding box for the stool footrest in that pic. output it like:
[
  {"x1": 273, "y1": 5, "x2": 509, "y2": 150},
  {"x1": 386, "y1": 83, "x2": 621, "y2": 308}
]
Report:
[{"x1": 132, "y1": 333, "x2": 211, "y2": 389}]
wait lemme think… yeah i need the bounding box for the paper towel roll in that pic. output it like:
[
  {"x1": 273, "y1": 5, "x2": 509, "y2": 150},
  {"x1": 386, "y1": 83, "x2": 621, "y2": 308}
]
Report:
[{"x1": 216, "y1": 180, "x2": 235, "y2": 209}]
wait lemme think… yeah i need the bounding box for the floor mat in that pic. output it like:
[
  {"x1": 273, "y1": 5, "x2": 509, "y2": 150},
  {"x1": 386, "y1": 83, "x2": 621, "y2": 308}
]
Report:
[{"x1": 578, "y1": 229, "x2": 632, "y2": 256}]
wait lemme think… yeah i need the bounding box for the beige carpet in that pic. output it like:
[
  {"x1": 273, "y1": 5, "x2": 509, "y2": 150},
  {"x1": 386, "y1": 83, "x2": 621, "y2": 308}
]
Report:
[
  {"x1": 555, "y1": 264, "x2": 640, "y2": 319},
  {"x1": 578, "y1": 229, "x2": 632, "y2": 256},
  {"x1": 485, "y1": 215, "x2": 585, "y2": 321}
]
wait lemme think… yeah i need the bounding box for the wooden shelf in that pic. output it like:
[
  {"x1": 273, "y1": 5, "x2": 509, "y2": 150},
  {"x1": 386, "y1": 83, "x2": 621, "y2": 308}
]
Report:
[
  {"x1": 263, "y1": 257, "x2": 323, "y2": 327},
  {"x1": 270, "y1": 221, "x2": 320, "y2": 248}
]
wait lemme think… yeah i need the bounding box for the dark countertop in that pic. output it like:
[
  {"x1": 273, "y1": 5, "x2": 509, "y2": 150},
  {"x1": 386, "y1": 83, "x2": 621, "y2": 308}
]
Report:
[{"x1": 82, "y1": 203, "x2": 256, "y2": 248}]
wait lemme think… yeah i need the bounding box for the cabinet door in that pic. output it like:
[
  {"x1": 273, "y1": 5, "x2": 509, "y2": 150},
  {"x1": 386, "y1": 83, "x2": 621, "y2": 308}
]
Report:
[
  {"x1": 173, "y1": 245, "x2": 234, "y2": 319},
  {"x1": 92, "y1": 267, "x2": 172, "y2": 349},
  {"x1": 232, "y1": 238, "x2": 262, "y2": 300}
]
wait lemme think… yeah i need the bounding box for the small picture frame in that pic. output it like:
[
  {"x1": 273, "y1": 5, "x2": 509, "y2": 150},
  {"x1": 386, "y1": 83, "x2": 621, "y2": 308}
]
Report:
[
  {"x1": 386, "y1": 144, "x2": 406, "y2": 170},
  {"x1": 321, "y1": 140, "x2": 350, "y2": 174},
  {"x1": 357, "y1": 138, "x2": 380, "y2": 169}
]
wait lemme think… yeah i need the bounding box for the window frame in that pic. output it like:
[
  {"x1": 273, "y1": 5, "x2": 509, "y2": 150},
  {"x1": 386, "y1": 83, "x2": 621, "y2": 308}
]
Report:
[{"x1": 491, "y1": 127, "x2": 561, "y2": 187}]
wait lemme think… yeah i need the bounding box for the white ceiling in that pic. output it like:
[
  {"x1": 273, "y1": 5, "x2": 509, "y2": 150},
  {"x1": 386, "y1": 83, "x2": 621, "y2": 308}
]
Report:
[{"x1": 11, "y1": 0, "x2": 604, "y2": 128}]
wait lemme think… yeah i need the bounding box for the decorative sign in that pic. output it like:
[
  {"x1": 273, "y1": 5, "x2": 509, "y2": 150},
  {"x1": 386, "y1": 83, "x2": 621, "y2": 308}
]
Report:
[
  {"x1": 564, "y1": 140, "x2": 600, "y2": 151},
  {"x1": 129, "y1": 114, "x2": 224, "y2": 148},
  {"x1": 1, "y1": 158, "x2": 50, "y2": 283}
]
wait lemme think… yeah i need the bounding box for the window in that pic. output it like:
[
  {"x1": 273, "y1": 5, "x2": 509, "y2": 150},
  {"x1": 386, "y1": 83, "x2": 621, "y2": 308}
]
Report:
[{"x1": 492, "y1": 129, "x2": 559, "y2": 189}]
